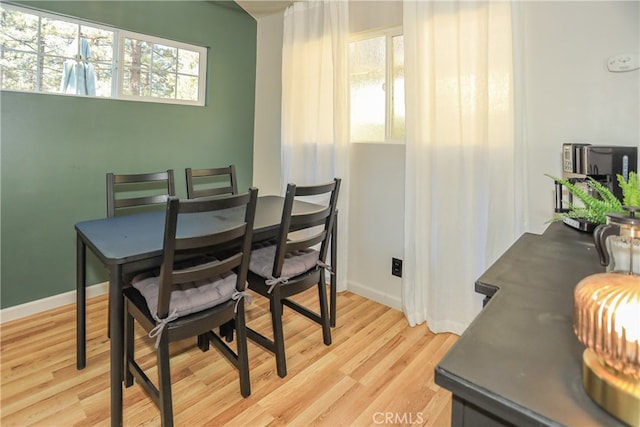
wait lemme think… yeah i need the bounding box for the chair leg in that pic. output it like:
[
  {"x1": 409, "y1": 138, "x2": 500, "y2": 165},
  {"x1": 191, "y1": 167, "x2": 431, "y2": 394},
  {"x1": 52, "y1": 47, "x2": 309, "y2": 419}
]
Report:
[
  {"x1": 270, "y1": 288, "x2": 287, "y2": 378},
  {"x1": 234, "y1": 306, "x2": 251, "y2": 397},
  {"x1": 197, "y1": 334, "x2": 210, "y2": 352},
  {"x1": 220, "y1": 319, "x2": 235, "y2": 342},
  {"x1": 317, "y1": 272, "x2": 332, "y2": 346},
  {"x1": 124, "y1": 302, "x2": 134, "y2": 387},
  {"x1": 157, "y1": 336, "x2": 174, "y2": 427}
]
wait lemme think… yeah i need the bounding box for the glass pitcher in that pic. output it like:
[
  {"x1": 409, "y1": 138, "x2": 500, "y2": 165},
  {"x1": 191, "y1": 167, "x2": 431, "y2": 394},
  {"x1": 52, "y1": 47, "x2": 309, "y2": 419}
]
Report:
[{"x1": 593, "y1": 206, "x2": 640, "y2": 275}]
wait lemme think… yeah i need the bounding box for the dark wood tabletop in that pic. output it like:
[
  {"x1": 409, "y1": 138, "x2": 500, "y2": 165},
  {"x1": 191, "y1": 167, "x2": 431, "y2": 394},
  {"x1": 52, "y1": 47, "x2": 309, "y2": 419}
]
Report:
[
  {"x1": 435, "y1": 222, "x2": 624, "y2": 427},
  {"x1": 75, "y1": 196, "x2": 322, "y2": 264}
]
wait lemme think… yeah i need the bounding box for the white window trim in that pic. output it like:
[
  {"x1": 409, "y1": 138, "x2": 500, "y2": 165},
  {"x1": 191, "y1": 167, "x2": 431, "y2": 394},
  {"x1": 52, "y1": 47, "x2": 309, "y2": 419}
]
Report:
[
  {"x1": 349, "y1": 26, "x2": 404, "y2": 145},
  {"x1": 116, "y1": 31, "x2": 207, "y2": 106},
  {"x1": 1, "y1": 3, "x2": 207, "y2": 106}
]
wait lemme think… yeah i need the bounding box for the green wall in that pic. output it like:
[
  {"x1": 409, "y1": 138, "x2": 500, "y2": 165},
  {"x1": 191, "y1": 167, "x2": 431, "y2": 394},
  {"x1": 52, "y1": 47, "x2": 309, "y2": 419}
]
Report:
[{"x1": 0, "y1": 1, "x2": 257, "y2": 308}]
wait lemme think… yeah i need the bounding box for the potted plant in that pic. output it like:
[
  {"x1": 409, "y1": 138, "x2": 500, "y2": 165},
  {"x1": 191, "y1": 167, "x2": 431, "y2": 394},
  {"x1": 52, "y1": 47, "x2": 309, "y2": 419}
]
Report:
[{"x1": 547, "y1": 171, "x2": 640, "y2": 225}]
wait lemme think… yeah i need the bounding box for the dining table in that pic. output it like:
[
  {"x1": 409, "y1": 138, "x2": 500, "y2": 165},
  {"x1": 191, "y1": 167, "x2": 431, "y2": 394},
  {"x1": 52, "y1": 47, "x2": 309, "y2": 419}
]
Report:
[{"x1": 75, "y1": 195, "x2": 338, "y2": 427}]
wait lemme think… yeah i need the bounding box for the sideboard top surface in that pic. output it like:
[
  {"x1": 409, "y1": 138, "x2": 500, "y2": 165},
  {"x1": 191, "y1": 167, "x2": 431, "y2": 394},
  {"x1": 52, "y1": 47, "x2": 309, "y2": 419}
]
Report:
[{"x1": 435, "y1": 222, "x2": 624, "y2": 427}]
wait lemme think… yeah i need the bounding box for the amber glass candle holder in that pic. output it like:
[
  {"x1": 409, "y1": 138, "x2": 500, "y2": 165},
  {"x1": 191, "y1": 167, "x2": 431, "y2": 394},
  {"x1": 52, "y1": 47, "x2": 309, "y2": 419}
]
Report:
[{"x1": 574, "y1": 272, "x2": 640, "y2": 426}]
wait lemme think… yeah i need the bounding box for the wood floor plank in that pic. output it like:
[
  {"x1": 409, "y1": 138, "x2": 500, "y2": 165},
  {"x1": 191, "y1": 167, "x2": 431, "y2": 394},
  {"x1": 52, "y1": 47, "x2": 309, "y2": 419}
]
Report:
[
  {"x1": 287, "y1": 375, "x2": 358, "y2": 427},
  {"x1": 1, "y1": 290, "x2": 458, "y2": 426}
]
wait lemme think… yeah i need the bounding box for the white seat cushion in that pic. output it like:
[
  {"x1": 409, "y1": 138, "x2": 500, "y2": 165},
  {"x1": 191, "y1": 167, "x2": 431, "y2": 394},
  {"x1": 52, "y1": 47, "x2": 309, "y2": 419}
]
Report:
[
  {"x1": 249, "y1": 242, "x2": 319, "y2": 280},
  {"x1": 132, "y1": 259, "x2": 237, "y2": 318}
]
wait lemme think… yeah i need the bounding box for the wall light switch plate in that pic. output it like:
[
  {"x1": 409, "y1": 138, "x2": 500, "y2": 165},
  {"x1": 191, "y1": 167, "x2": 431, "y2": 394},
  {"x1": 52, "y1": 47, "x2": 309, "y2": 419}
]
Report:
[{"x1": 607, "y1": 54, "x2": 639, "y2": 72}]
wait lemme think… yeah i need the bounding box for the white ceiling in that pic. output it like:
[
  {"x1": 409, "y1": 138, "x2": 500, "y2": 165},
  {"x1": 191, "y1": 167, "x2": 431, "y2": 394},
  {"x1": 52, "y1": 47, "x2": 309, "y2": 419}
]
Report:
[{"x1": 235, "y1": 1, "x2": 293, "y2": 19}]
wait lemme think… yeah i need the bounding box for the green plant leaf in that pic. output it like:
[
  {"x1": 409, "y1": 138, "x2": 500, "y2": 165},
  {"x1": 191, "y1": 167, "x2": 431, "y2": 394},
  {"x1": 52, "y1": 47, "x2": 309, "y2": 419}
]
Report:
[
  {"x1": 618, "y1": 171, "x2": 640, "y2": 207},
  {"x1": 546, "y1": 174, "x2": 624, "y2": 224}
]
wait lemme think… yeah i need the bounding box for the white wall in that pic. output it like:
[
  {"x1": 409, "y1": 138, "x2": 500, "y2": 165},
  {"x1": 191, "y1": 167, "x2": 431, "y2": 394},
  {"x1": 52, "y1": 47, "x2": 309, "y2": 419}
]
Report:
[
  {"x1": 522, "y1": 1, "x2": 640, "y2": 233},
  {"x1": 252, "y1": 1, "x2": 640, "y2": 309},
  {"x1": 252, "y1": 11, "x2": 284, "y2": 196},
  {"x1": 347, "y1": 143, "x2": 404, "y2": 309}
]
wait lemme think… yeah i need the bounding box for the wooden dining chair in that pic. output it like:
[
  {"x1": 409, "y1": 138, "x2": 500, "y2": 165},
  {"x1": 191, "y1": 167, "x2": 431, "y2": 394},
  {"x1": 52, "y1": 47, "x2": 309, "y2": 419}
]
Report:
[
  {"x1": 123, "y1": 189, "x2": 258, "y2": 427},
  {"x1": 185, "y1": 165, "x2": 239, "y2": 342},
  {"x1": 185, "y1": 165, "x2": 238, "y2": 199},
  {"x1": 246, "y1": 178, "x2": 340, "y2": 378},
  {"x1": 106, "y1": 169, "x2": 176, "y2": 217},
  {"x1": 103, "y1": 169, "x2": 176, "y2": 337}
]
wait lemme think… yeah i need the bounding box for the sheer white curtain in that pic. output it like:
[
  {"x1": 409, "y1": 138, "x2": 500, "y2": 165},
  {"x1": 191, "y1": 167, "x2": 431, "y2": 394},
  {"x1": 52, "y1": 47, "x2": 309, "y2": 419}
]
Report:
[
  {"x1": 281, "y1": 1, "x2": 350, "y2": 291},
  {"x1": 402, "y1": 1, "x2": 526, "y2": 334}
]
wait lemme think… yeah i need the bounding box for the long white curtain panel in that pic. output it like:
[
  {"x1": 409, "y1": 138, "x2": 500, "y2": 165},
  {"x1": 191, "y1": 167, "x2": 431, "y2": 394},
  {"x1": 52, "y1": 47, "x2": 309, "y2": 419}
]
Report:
[
  {"x1": 281, "y1": 1, "x2": 350, "y2": 292},
  {"x1": 402, "y1": 0, "x2": 527, "y2": 334}
]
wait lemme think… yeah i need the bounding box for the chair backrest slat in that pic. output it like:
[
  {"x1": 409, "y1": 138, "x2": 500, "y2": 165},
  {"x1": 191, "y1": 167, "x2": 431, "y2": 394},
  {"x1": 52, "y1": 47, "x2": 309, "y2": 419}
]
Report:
[
  {"x1": 285, "y1": 231, "x2": 326, "y2": 254},
  {"x1": 289, "y1": 206, "x2": 332, "y2": 228},
  {"x1": 186, "y1": 165, "x2": 238, "y2": 200},
  {"x1": 175, "y1": 224, "x2": 249, "y2": 251},
  {"x1": 172, "y1": 252, "x2": 242, "y2": 285},
  {"x1": 114, "y1": 194, "x2": 172, "y2": 210},
  {"x1": 107, "y1": 170, "x2": 175, "y2": 217}
]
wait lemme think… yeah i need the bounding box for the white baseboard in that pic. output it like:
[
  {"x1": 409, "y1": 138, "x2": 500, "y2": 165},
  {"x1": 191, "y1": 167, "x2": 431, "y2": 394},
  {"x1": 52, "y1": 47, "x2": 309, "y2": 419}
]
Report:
[
  {"x1": 0, "y1": 282, "x2": 109, "y2": 324},
  {"x1": 347, "y1": 280, "x2": 402, "y2": 311},
  {"x1": 2, "y1": 281, "x2": 400, "y2": 323}
]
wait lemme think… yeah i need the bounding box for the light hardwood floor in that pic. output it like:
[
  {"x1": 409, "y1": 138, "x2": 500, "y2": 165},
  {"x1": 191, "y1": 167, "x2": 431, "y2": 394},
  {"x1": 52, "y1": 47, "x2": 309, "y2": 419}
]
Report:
[{"x1": 1, "y1": 289, "x2": 458, "y2": 426}]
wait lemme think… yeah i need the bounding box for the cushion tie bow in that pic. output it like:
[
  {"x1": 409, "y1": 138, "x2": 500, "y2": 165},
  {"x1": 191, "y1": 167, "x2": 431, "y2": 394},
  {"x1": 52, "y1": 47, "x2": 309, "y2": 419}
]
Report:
[
  {"x1": 232, "y1": 290, "x2": 253, "y2": 313},
  {"x1": 265, "y1": 276, "x2": 289, "y2": 294},
  {"x1": 149, "y1": 308, "x2": 179, "y2": 349},
  {"x1": 316, "y1": 260, "x2": 333, "y2": 275}
]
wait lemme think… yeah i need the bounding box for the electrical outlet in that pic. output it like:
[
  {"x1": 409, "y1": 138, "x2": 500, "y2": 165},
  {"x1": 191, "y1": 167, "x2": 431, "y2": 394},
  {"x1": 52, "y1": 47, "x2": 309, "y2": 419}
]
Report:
[{"x1": 392, "y1": 258, "x2": 403, "y2": 277}]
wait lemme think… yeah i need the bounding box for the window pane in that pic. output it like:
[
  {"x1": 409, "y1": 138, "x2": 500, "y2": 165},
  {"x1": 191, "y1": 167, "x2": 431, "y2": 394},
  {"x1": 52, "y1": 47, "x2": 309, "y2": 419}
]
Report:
[
  {"x1": 42, "y1": 54, "x2": 66, "y2": 93},
  {"x1": 391, "y1": 35, "x2": 405, "y2": 139},
  {"x1": 40, "y1": 17, "x2": 76, "y2": 94},
  {"x1": 151, "y1": 44, "x2": 176, "y2": 98},
  {"x1": 0, "y1": 7, "x2": 39, "y2": 51},
  {"x1": 350, "y1": 36, "x2": 385, "y2": 142},
  {"x1": 1, "y1": 7, "x2": 39, "y2": 91},
  {"x1": 1, "y1": 50, "x2": 37, "y2": 91},
  {"x1": 123, "y1": 38, "x2": 151, "y2": 96},
  {"x1": 58, "y1": 38, "x2": 101, "y2": 96},
  {"x1": 178, "y1": 49, "x2": 199, "y2": 75},
  {"x1": 153, "y1": 44, "x2": 177, "y2": 71},
  {"x1": 81, "y1": 26, "x2": 113, "y2": 62},
  {"x1": 92, "y1": 61, "x2": 112, "y2": 97},
  {"x1": 80, "y1": 28, "x2": 114, "y2": 97},
  {"x1": 151, "y1": 69, "x2": 175, "y2": 98},
  {"x1": 41, "y1": 17, "x2": 76, "y2": 58},
  {"x1": 177, "y1": 74, "x2": 198, "y2": 100}
]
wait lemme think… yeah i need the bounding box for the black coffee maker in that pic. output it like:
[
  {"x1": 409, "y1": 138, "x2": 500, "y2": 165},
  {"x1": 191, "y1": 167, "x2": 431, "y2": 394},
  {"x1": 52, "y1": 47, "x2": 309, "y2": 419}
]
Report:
[{"x1": 554, "y1": 143, "x2": 638, "y2": 232}]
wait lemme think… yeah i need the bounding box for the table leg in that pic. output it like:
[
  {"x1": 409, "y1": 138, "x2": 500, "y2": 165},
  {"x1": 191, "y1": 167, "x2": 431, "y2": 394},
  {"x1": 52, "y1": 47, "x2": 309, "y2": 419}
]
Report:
[
  {"x1": 109, "y1": 264, "x2": 124, "y2": 427},
  {"x1": 330, "y1": 211, "x2": 338, "y2": 327},
  {"x1": 76, "y1": 235, "x2": 86, "y2": 370}
]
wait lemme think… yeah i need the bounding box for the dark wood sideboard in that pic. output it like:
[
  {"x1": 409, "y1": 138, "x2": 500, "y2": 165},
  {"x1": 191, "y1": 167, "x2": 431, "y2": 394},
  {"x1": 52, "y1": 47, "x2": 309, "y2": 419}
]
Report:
[{"x1": 435, "y1": 222, "x2": 626, "y2": 427}]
